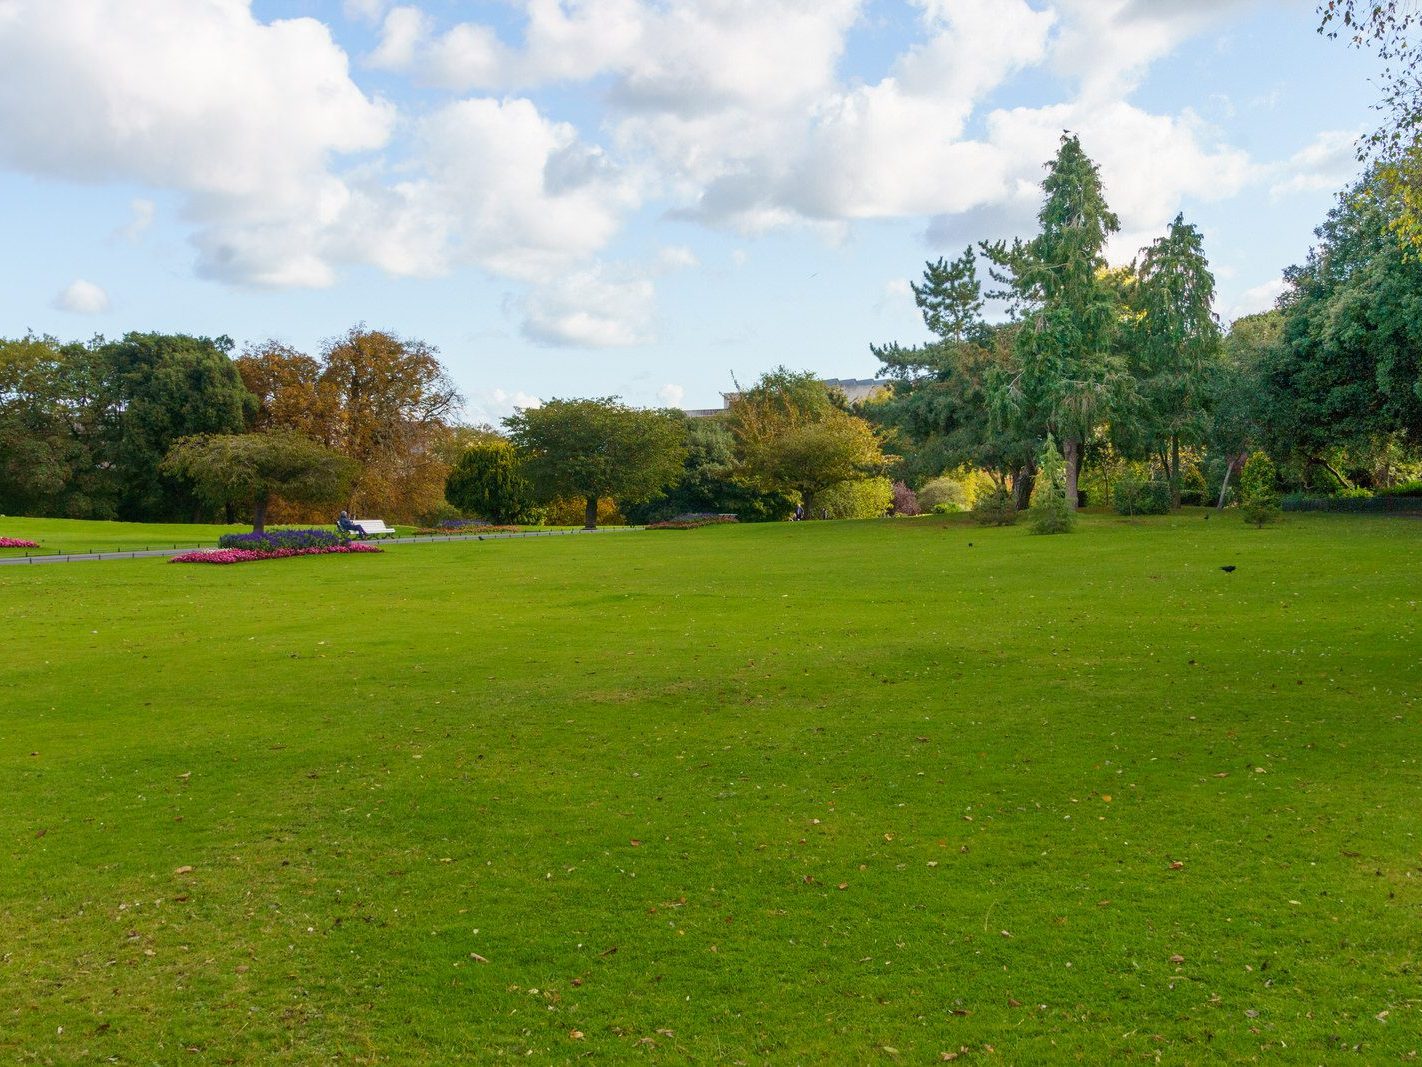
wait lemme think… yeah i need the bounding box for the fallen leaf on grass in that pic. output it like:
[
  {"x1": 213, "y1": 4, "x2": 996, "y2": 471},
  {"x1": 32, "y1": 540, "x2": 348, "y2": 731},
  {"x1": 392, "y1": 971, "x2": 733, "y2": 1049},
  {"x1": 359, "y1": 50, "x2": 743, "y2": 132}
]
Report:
[
  {"x1": 570, "y1": 1030, "x2": 584, "y2": 1040},
  {"x1": 173, "y1": 865, "x2": 194, "y2": 875},
  {"x1": 1169, "y1": 861, "x2": 1185, "y2": 870},
  {"x1": 630, "y1": 839, "x2": 642, "y2": 847},
  {"x1": 469, "y1": 953, "x2": 489, "y2": 964},
  {"x1": 1169, "y1": 954, "x2": 1185, "y2": 964},
  {"x1": 837, "y1": 883, "x2": 849, "y2": 891}
]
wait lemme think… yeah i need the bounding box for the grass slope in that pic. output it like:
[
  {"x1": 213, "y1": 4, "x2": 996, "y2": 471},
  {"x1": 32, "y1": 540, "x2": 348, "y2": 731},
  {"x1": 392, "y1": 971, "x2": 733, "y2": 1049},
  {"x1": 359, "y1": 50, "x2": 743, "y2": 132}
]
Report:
[{"x1": 2, "y1": 513, "x2": 1419, "y2": 1061}]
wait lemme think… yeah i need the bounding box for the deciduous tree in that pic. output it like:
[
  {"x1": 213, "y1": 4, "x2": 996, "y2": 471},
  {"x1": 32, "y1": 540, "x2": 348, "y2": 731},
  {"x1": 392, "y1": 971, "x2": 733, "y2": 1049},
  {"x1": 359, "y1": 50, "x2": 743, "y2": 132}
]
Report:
[{"x1": 504, "y1": 399, "x2": 688, "y2": 529}]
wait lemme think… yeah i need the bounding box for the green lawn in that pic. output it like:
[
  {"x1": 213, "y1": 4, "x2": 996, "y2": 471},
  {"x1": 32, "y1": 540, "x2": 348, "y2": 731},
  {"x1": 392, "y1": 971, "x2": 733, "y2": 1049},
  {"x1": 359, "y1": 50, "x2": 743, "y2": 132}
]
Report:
[{"x1": 2, "y1": 513, "x2": 1419, "y2": 1061}]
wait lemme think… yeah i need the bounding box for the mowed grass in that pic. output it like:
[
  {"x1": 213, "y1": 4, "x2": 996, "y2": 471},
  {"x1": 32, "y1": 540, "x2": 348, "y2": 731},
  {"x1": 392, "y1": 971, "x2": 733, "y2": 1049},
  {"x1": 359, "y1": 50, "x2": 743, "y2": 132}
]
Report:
[
  {"x1": 0, "y1": 517, "x2": 263, "y2": 557},
  {"x1": 2, "y1": 513, "x2": 1419, "y2": 1062}
]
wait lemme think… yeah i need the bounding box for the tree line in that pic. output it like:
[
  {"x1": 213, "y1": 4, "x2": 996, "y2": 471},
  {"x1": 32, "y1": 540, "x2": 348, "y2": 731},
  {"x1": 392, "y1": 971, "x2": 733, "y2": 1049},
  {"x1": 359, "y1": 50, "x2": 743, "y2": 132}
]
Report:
[
  {"x1": 0, "y1": 326, "x2": 459, "y2": 526},
  {"x1": 867, "y1": 135, "x2": 1422, "y2": 514}
]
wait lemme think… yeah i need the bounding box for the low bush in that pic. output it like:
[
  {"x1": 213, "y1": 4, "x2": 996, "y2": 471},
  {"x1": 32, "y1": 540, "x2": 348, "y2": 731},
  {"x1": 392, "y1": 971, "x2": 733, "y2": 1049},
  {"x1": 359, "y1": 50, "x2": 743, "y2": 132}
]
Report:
[
  {"x1": 917, "y1": 476, "x2": 973, "y2": 513},
  {"x1": 0, "y1": 537, "x2": 41, "y2": 548},
  {"x1": 815, "y1": 478, "x2": 894, "y2": 520},
  {"x1": 1379, "y1": 480, "x2": 1422, "y2": 498},
  {"x1": 217, "y1": 528, "x2": 349, "y2": 551},
  {"x1": 1113, "y1": 474, "x2": 1172, "y2": 516},
  {"x1": 972, "y1": 487, "x2": 1018, "y2": 526},
  {"x1": 891, "y1": 481, "x2": 921, "y2": 516}
]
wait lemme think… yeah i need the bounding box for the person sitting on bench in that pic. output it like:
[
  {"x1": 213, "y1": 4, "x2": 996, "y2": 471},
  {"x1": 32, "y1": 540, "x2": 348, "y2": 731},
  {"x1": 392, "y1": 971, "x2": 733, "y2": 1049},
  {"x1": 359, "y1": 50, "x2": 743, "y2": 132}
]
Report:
[{"x1": 337, "y1": 511, "x2": 365, "y2": 536}]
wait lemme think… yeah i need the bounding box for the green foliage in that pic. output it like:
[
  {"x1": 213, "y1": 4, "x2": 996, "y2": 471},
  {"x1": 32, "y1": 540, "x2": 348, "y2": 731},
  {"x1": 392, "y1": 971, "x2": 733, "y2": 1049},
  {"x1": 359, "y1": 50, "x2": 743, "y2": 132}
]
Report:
[
  {"x1": 814, "y1": 477, "x2": 893, "y2": 519},
  {"x1": 101, "y1": 332, "x2": 256, "y2": 522},
  {"x1": 1113, "y1": 473, "x2": 1173, "y2": 516},
  {"x1": 1029, "y1": 435, "x2": 1076, "y2": 534},
  {"x1": 1261, "y1": 177, "x2": 1422, "y2": 459},
  {"x1": 620, "y1": 419, "x2": 794, "y2": 524},
  {"x1": 1179, "y1": 464, "x2": 1209, "y2": 506},
  {"x1": 444, "y1": 439, "x2": 540, "y2": 524},
  {"x1": 983, "y1": 136, "x2": 1128, "y2": 502},
  {"x1": 1239, "y1": 451, "x2": 1282, "y2": 526},
  {"x1": 972, "y1": 486, "x2": 1019, "y2": 526},
  {"x1": 916, "y1": 475, "x2": 973, "y2": 512},
  {"x1": 160, "y1": 431, "x2": 359, "y2": 532},
  {"x1": 728, "y1": 369, "x2": 886, "y2": 513},
  {"x1": 505, "y1": 398, "x2": 688, "y2": 529}
]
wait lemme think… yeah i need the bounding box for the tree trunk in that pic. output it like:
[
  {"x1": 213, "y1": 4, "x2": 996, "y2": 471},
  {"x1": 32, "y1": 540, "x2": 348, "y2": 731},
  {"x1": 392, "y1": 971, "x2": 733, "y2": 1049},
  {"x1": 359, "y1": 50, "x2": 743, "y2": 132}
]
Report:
[
  {"x1": 584, "y1": 495, "x2": 598, "y2": 530},
  {"x1": 1012, "y1": 466, "x2": 1036, "y2": 511},
  {"x1": 253, "y1": 496, "x2": 269, "y2": 534},
  {"x1": 1063, "y1": 438, "x2": 1081, "y2": 510},
  {"x1": 1170, "y1": 434, "x2": 1182, "y2": 509},
  {"x1": 1309, "y1": 456, "x2": 1353, "y2": 490},
  {"x1": 1216, "y1": 453, "x2": 1243, "y2": 509}
]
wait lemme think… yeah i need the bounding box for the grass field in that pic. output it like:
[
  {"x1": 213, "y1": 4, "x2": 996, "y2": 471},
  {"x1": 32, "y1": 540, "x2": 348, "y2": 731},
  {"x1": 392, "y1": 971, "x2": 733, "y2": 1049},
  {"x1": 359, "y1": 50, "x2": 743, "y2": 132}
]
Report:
[{"x1": 2, "y1": 512, "x2": 1419, "y2": 1062}]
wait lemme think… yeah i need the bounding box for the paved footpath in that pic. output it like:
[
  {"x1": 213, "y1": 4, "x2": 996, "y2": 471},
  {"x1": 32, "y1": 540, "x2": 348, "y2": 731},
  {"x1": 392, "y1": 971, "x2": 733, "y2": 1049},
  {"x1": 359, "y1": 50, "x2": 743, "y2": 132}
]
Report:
[{"x1": 0, "y1": 526, "x2": 641, "y2": 566}]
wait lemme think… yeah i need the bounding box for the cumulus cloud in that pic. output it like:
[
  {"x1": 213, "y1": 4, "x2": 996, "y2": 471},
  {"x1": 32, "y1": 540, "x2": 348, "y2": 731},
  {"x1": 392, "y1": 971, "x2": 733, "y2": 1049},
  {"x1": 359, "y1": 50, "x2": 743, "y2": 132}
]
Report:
[
  {"x1": 1226, "y1": 276, "x2": 1287, "y2": 320},
  {"x1": 657, "y1": 383, "x2": 686, "y2": 406},
  {"x1": 521, "y1": 265, "x2": 657, "y2": 348},
  {"x1": 53, "y1": 279, "x2": 111, "y2": 314},
  {"x1": 1269, "y1": 129, "x2": 1362, "y2": 199}
]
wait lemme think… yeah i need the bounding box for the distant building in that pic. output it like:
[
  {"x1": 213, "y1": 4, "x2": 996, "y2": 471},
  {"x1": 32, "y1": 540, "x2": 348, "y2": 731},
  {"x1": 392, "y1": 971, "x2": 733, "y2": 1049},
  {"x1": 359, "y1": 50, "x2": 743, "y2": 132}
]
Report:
[{"x1": 687, "y1": 377, "x2": 893, "y2": 417}]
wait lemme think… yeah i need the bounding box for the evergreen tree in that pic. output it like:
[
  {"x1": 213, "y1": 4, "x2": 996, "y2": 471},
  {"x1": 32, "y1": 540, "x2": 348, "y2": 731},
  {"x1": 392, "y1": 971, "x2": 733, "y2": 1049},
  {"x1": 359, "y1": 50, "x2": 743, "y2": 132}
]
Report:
[
  {"x1": 1132, "y1": 214, "x2": 1223, "y2": 505},
  {"x1": 983, "y1": 135, "x2": 1128, "y2": 509},
  {"x1": 1029, "y1": 433, "x2": 1076, "y2": 534},
  {"x1": 445, "y1": 439, "x2": 539, "y2": 524}
]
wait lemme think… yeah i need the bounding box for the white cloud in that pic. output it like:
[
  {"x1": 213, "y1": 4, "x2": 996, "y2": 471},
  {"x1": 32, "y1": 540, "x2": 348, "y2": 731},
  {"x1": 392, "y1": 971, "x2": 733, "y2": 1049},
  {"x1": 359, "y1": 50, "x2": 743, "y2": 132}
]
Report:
[
  {"x1": 655, "y1": 245, "x2": 699, "y2": 272},
  {"x1": 657, "y1": 383, "x2": 686, "y2": 406},
  {"x1": 115, "y1": 198, "x2": 156, "y2": 242},
  {"x1": 1227, "y1": 276, "x2": 1286, "y2": 320},
  {"x1": 1269, "y1": 129, "x2": 1362, "y2": 198},
  {"x1": 521, "y1": 265, "x2": 657, "y2": 348},
  {"x1": 53, "y1": 279, "x2": 111, "y2": 314},
  {"x1": 464, "y1": 387, "x2": 542, "y2": 427},
  {"x1": 344, "y1": 0, "x2": 390, "y2": 22},
  {"x1": 368, "y1": 5, "x2": 430, "y2": 69}
]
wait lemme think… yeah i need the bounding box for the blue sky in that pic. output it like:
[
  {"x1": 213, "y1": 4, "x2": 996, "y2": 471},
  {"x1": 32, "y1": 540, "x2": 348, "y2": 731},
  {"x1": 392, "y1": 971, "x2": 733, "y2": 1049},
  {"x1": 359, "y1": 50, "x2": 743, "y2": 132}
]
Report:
[{"x1": 0, "y1": 0, "x2": 1385, "y2": 422}]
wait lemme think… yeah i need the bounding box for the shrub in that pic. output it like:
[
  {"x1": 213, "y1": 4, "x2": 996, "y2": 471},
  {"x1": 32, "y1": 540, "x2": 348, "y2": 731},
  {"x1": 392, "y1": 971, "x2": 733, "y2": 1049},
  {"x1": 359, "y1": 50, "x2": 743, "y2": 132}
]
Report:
[
  {"x1": 1239, "y1": 452, "x2": 1282, "y2": 527},
  {"x1": 543, "y1": 498, "x2": 625, "y2": 527},
  {"x1": 917, "y1": 476, "x2": 973, "y2": 513},
  {"x1": 217, "y1": 528, "x2": 348, "y2": 551},
  {"x1": 890, "y1": 481, "x2": 921, "y2": 516},
  {"x1": 931, "y1": 502, "x2": 960, "y2": 515},
  {"x1": 1113, "y1": 474, "x2": 1171, "y2": 516},
  {"x1": 0, "y1": 537, "x2": 41, "y2": 548},
  {"x1": 1179, "y1": 465, "x2": 1208, "y2": 506},
  {"x1": 815, "y1": 477, "x2": 894, "y2": 519},
  {"x1": 1029, "y1": 435, "x2": 1075, "y2": 534},
  {"x1": 1379, "y1": 479, "x2": 1422, "y2": 498},
  {"x1": 972, "y1": 487, "x2": 1018, "y2": 526}
]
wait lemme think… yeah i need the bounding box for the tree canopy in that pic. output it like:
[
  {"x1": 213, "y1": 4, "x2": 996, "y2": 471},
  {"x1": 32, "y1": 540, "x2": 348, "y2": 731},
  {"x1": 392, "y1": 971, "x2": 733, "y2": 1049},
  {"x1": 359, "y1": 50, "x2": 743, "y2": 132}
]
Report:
[
  {"x1": 160, "y1": 431, "x2": 360, "y2": 533},
  {"x1": 504, "y1": 399, "x2": 688, "y2": 528}
]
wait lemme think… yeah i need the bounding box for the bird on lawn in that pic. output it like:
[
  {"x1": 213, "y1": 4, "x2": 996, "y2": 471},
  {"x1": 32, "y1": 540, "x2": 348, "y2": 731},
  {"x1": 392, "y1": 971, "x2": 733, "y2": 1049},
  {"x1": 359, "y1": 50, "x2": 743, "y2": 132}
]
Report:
[{"x1": 1220, "y1": 565, "x2": 1237, "y2": 573}]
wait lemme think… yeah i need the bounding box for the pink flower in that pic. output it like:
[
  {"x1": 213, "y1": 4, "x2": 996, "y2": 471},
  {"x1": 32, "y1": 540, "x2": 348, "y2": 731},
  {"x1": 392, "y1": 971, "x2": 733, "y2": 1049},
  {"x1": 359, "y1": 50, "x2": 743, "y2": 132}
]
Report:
[
  {"x1": 169, "y1": 543, "x2": 383, "y2": 564},
  {"x1": 0, "y1": 537, "x2": 41, "y2": 548}
]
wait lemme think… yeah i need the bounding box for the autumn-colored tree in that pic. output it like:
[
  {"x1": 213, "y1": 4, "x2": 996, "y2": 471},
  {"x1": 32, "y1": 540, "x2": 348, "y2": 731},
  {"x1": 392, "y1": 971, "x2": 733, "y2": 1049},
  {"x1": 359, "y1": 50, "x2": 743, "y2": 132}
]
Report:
[{"x1": 235, "y1": 341, "x2": 338, "y2": 442}]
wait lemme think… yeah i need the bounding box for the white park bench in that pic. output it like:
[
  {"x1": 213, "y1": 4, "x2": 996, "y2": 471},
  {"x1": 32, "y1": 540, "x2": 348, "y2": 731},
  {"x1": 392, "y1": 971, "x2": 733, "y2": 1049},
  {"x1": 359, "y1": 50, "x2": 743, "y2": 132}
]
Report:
[{"x1": 351, "y1": 519, "x2": 398, "y2": 538}]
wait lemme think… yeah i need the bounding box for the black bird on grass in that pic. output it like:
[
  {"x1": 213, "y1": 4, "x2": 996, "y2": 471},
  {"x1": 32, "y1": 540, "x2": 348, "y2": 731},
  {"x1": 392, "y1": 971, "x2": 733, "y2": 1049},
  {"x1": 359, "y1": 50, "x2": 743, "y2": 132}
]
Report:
[{"x1": 1220, "y1": 565, "x2": 1237, "y2": 573}]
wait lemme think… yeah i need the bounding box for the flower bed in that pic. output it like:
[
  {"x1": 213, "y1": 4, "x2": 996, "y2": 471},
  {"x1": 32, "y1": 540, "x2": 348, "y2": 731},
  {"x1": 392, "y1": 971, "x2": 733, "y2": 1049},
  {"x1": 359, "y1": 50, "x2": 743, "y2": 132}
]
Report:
[
  {"x1": 646, "y1": 514, "x2": 739, "y2": 530},
  {"x1": 170, "y1": 544, "x2": 383, "y2": 565},
  {"x1": 0, "y1": 537, "x2": 41, "y2": 548},
  {"x1": 217, "y1": 528, "x2": 349, "y2": 551}
]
